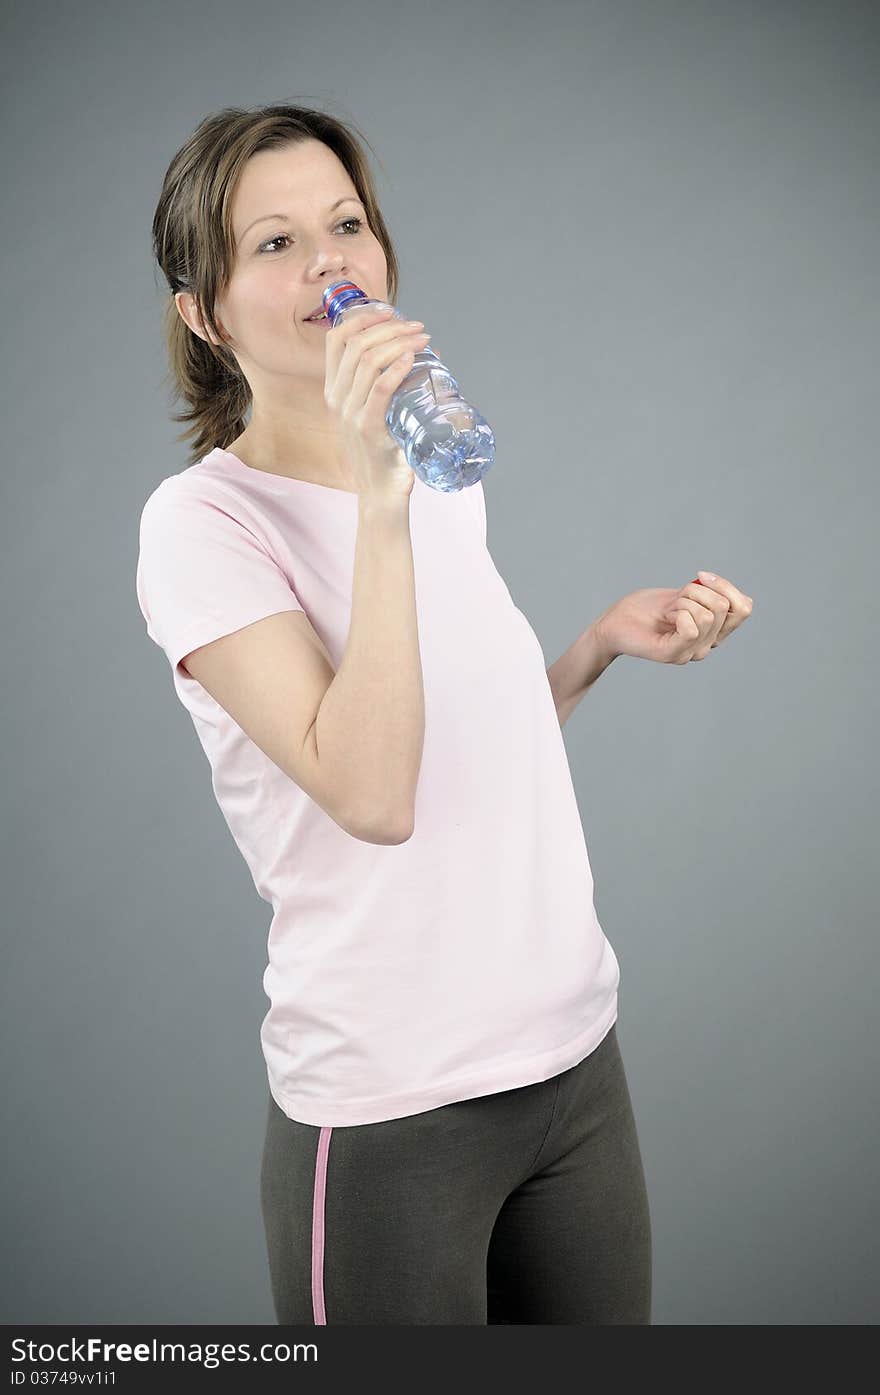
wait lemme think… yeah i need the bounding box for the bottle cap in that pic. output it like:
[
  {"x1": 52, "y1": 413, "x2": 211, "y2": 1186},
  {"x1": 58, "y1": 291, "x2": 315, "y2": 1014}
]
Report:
[{"x1": 322, "y1": 280, "x2": 370, "y2": 325}]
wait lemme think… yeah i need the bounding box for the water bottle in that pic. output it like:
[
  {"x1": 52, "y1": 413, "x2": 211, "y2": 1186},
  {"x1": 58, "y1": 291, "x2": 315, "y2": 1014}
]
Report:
[{"x1": 321, "y1": 279, "x2": 496, "y2": 495}]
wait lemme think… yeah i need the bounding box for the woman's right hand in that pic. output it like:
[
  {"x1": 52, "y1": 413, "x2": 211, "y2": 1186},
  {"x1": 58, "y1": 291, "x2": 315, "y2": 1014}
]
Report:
[{"x1": 323, "y1": 305, "x2": 432, "y2": 502}]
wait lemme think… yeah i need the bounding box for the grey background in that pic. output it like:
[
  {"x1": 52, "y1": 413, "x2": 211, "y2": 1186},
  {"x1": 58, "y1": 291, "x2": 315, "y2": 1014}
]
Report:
[{"x1": 2, "y1": 0, "x2": 877, "y2": 1326}]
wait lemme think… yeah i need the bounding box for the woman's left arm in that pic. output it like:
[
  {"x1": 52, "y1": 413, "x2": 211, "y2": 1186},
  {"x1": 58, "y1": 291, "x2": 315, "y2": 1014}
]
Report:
[
  {"x1": 547, "y1": 623, "x2": 617, "y2": 728},
  {"x1": 546, "y1": 571, "x2": 755, "y2": 728}
]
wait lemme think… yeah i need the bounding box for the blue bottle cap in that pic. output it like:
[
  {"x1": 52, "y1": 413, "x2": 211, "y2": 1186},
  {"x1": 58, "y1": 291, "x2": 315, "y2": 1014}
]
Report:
[{"x1": 322, "y1": 280, "x2": 371, "y2": 325}]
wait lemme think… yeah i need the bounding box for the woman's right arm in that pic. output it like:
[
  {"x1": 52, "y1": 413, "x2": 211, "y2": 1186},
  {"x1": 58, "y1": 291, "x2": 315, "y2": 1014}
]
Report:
[
  {"x1": 305, "y1": 491, "x2": 424, "y2": 843},
  {"x1": 180, "y1": 496, "x2": 424, "y2": 844},
  {"x1": 182, "y1": 307, "x2": 429, "y2": 843}
]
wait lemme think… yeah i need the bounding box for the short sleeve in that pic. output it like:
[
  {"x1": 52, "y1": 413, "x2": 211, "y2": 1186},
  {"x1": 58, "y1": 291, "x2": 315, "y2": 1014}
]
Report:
[{"x1": 135, "y1": 479, "x2": 305, "y2": 675}]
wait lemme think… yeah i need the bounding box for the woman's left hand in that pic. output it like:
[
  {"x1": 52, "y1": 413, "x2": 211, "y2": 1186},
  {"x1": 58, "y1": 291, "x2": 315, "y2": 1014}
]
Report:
[{"x1": 595, "y1": 571, "x2": 754, "y2": 664}]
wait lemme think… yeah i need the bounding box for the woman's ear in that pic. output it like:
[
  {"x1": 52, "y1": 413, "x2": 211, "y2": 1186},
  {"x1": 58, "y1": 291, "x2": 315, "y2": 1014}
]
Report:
[{"x1": 175, "y1": 290, "x2": 226, "y2": 347}]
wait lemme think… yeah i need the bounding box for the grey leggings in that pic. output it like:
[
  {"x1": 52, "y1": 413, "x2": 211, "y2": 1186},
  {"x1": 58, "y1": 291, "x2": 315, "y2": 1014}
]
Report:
[{"x1": 260, "y1": 1021, "x2": 652, "y2": 1324}]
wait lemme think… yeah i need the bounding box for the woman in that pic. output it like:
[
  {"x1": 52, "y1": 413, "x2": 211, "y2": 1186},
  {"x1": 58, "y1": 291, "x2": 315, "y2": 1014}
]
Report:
[{"x1": 138, "y1": 100, "x2": 751, "y2": 1325}]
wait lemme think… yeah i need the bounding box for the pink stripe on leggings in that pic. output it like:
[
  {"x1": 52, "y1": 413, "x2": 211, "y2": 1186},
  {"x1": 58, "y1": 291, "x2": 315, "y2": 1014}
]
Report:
[{"x1": 311, "y1": 1126, "x2": 332, "y2": 1324}]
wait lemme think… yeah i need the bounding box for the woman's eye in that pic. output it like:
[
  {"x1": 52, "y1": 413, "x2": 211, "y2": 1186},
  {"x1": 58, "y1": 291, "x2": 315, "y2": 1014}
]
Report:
[{"x1": 258, "y1": 217, "x2": 363, "y2": 255}]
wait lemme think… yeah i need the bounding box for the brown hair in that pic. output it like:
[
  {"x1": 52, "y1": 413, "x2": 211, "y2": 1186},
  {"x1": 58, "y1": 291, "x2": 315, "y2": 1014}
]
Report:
[{"x1": 151, "y1": 101, "x2": 400, "y2": 466}]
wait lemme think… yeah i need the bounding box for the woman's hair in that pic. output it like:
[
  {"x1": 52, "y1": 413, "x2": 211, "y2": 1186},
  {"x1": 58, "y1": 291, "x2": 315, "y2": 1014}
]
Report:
[{"x1": 151, "y1": 101, "x2": 400, "y2": 466}]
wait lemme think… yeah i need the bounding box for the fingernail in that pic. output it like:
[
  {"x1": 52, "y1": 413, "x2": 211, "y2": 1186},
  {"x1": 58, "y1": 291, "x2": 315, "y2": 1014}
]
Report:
[{"x1": 698, "y1": 571, "x2": 717, "y2": 581}]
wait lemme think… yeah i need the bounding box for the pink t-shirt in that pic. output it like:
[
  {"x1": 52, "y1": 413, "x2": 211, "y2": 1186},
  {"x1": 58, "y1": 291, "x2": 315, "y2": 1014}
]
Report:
[{"x1": 135, "y1": 447, "x2": 620, "y2": 1126}]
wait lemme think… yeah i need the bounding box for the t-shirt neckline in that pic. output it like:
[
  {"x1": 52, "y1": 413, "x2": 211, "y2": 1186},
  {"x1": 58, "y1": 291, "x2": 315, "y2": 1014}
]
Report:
[{"x1": 212, "y1": 447, "x2": 360, "y2": 497}]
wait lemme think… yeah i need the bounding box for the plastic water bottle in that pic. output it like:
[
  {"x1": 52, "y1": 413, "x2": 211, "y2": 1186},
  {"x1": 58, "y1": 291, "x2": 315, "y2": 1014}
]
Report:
[{"x1": 321, "y1": 279, "x2": 496, "y2": 495}]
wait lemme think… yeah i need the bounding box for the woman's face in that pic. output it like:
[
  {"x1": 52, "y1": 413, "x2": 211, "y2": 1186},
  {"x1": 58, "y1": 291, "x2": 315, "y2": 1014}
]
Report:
[{"x1": 183, "y1": 138, "x2": 390, "y2": 387}]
